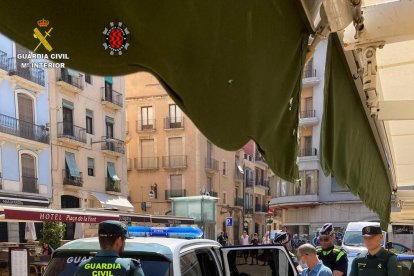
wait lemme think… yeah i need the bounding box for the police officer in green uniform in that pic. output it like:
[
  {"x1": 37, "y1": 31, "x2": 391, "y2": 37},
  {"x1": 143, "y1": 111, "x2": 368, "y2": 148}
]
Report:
[
  {"x1": 75, "y1": 220, "x2": 145, "y2": 276},
  {"x1": 350, "y1": 225, "x2": 401, "y2": 276},
  {"x1": 316, "y1": 223, "x2": 348, "y2": 276}
]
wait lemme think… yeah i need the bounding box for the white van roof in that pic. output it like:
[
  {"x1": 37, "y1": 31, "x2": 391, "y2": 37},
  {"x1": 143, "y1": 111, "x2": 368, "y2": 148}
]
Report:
[{"x1": 346, "y1": 222, "x2": 380, "y2": 231}]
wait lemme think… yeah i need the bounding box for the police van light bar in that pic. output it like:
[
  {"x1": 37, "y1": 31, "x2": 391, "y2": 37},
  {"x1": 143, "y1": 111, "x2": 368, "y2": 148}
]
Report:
[{"x1": 128, "y1": 226, "x2": 203, "y2": 239}]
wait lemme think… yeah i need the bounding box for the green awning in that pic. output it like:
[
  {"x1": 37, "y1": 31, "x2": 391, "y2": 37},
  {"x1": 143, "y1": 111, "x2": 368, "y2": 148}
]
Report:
[
  {"x1": 65, "y1": 152, "x2": 80, "y2": 177},
  {"x1": 0, "y1": 1, "x2": 310, "y2": 183},
  {"x1": 320, "y1": 34, "x2": 391, "y2": 228},
  {"x1": 107, "y1": 162, "x2": 120, "y2": 181},
  {"x1": 104, "y1": 76, "x2": 113, "y2": 84}
]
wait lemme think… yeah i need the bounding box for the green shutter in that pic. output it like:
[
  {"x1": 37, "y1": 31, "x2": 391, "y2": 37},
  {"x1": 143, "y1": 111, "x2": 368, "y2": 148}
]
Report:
[
  {"x1": 320, "y1": 34, "x2": 391, "y2": 229},
  {"x1": 62, "y1": 99, "x2": 74, "y2": 110},
  {"x1": 104, "y1": 76, "x2": 113, "y2": 84},
  {"x1": 107, "y1": 162, "x2": 120, "y2": 181},
  {"x1": 86, "y1": 109, "x2": 93, "y2": 118},
  {"x1": 105, "y1": 116, "x2": 114, "y2": 124},
  {"x1": 65, "y1": 152, "x2": 80, "y2": 177}
]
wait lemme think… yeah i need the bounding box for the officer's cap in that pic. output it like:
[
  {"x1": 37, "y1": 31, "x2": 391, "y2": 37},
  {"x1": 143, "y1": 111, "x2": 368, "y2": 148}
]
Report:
[
  {"x1": 362, "y1": 225, "x2": 382, "y2": 236},
  {"x1": 319, "y1": 223, "x2": 334, "y2": 236},
  {"x1": 98, "y1": 220, "x2": 131, "y2": 239}
]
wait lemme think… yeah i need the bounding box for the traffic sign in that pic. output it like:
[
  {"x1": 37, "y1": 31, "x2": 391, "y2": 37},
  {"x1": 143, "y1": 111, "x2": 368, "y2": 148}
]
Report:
[{"x1": 226, "y1": 217, "x2": 233, "y2": 227}]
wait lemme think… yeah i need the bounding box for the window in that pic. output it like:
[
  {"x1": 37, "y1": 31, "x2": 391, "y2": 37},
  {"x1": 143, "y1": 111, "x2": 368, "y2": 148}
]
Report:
[
  {"x1": 223, "y1": 192, "x2": 227, "y2": 204},
  {"x1": 170, "y1": 175, "x2": 183, "y2": 191},
  {"x1": 222, "y1": 161, "x2": 227, "y2": 175},
  {"x1": 207, "y1": 141, "x2": 213, "y2": 159},
  {"x1": 168, "y1": 104, "x2": 183, "y2": 126},
  {"x1": 181, "y1": 251, "x2": 202, "y2": 276},
  {"x1": 87, "y1": 158, "x2": 94, "y2": 176},
  {"x1": 105, "y1": 116, "x2": 114, "y2": 138},
  {"x1": 85, "y1": 109, "x2": 93, "y2": 134},
  {"x1": 21, "y1": 153, "x2": 37, "y2": 193},
  {"x1": 141, "y1": 106, "x2": 154, "y2": 126},
  {"x1": 85, "y1": 74, "x2": 92, "y2": 84}
]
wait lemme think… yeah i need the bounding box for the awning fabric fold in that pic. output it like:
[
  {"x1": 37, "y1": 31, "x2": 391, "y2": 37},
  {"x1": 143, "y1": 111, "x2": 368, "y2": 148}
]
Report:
[
  {"x1": 65, "y1": 152, "x2": 80, "y2": 177},
  {"x1": 320, "y1": 34, "x2": 391, "y2": 228},
  {"x1": 107, "y1": 162, "x2": 120, "y2": 181},
  {"x1": 91, "y1": 192, "x2": 133, "y2": 212},
  {"x1": 0, "y1": 0, "x2": 309, "y2": 183}
]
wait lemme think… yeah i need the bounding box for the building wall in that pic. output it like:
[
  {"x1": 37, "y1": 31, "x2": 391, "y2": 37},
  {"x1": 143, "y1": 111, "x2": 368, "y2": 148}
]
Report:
[
  {"x1": 126, "y1": 72, "x2": 243, "y2": 242},
  {"x1": 0, "y1": 35, "x2": 52, "y2": 242},
  {"x1": 49, "y1": 69, "x2": 127, "y2": 238}
]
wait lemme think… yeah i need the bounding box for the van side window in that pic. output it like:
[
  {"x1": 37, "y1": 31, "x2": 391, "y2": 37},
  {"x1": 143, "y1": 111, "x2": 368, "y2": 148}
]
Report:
[{"x1": 181, "y1": 251, "x2": 202, "y2": 276}]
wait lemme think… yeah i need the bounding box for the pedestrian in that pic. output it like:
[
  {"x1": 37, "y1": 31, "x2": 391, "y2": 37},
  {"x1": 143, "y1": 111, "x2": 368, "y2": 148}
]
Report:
[
  {"x1": 297, "y1": 243, "x2": 332, "y2": 276},
  {"x1": 262, "y1": 231, "x2": 272, "y2": 245},
  {"x1": 316, "y1": 223, "x2": 348, "y2": 276},
  {"x1": 42, "y1": 243, "x2": 54, "y2": 256},
  {"x1": 274, "y1": 232, "x2": 303, "y2": 273},
  {"x1": 240, "y1": 230, "x2": 250, "y2": 264},
  {"x1": 217, "y1": 231, "x2": 227, "y2": 246},
  {"x1": 250, "y1": 233, "x2": 259, "y2": 265},
  {"x1": 350, "y1": 225, "x2": 401, "y2": 276},
  {"x1": 75, "y1": 220, "x2": 145, "y2": 276},
  {"x1": 223, "y1": 232, "x2": 229, "y2": 245}
]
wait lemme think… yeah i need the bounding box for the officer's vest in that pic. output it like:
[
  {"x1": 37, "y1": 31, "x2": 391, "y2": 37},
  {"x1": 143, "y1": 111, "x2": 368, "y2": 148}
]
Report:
[
  {"x1": 77, "y1": 256, "x2": 134, "y2": 276},
  {"x1": 353, "y1": 251, "x2": 394, "y2": 276},
  {"x1": 316, "y1": 246, "x2": 345, "y2": 272}
]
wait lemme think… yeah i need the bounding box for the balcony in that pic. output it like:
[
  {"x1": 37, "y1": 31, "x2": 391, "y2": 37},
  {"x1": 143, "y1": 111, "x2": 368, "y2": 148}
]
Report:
[
  {"x1": 101, "y1": 137, "x2": 125, "y2": 157},
  {"x1": 0, "y1": 51, "x2": 7, "y2": 75},
  {"x1": 302, "y1": 68, "x2": 320, "y2": 87},
  {"x1": 62, "y1": 170, "x2": 83, "y2": 187},
  {"x1": 255, "y1": 150, "x2": 266, "y2": 163},
  {"x1": 57, "y1": 122, "x2": 86, "y2": 146},
  {"x1": 205, "y1": 157, "x2": 219, "y2": 172},
  {"x1": 299, "y1": 147, "x2": 318, "y2": 158},
  {"x1": 299, "y1": 110, "x2": 318, "y2": 127},
  {"x1": 0, "y1": 113, "x2": 50, "y2": 147},
  {"x1": 234, "y1": 197, "x2": 244, "y2": 207},
  {"x1": 245, "y1": 178, "x2": 254, "y2": 187},
  {"x1": 255, "y1": 204, "x2": 268, "y2": 213},
  {"x1": 136, "y1": 119, "x2": 156, "y2": 132},
  {"x1": 101, "y1": 87, "x2": 123, "y2": 110},
  {"x1": 7, "y1": 58, "x2": 45, "y2": 90},
  {"x1": 22, "y1": 176, "x2": 38, "y2": 194},
  {"x1": 165, "y1": 189, "x2": 186, "y2": 199},
  {"x1": 56, "y1": 69, "x2": 84, "y2": 93},
  {"x1": 162, "y1": 155, "x2": 187, "y2": 169},
  {"x1": 134, "y1": 157, "x2": 159, "y2": 170},
  {"x1": 234, "y1": 170, "x2": 243, "y2": 182},
  {"x1": 244, "y1": 208, "x2": 253, "y2": 215},
  {"x1": 106, "y1": 178, "x2": 121, "y2": 193},
  {"x1": 164, "y1": 117, "x2": 184, "y2": 129}
]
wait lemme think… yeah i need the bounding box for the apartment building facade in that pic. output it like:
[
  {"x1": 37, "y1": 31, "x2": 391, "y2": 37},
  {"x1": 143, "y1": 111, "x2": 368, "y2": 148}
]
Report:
[
  {"x1": 49, "y1": 68, "x2": 130, "y2": 238},
  {"x1": 0, "y1": 34, "x2": 51, "y2": 242},
  {"x1": 126, "y1": 72, "x2": 244, "y2": 242},
  {"x1": 269, "y1": 40, "x2": 379, "y2": 240}
]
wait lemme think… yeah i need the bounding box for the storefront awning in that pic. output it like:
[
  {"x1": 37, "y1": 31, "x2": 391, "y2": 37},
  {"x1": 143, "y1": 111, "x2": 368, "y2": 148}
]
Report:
[
  {"x1": 0, "y1": 206, "x2": 119, "y2": 223},
  {"x1": 107, "y1": 162, "x2": 120, "y2": 181},
  {"x1": 91, "y1": 192, "x2": 133, "y2": 212},
  {"x1": 151, "y1": 216, "x2": 195, "y2": 225},
  {"x1": 65, "y1": 152, "x2": 80, "y2": 178},
  {"x1": 0, "y1": 1, "x2": 310, "y2": 184},
  {"x1": 320, "y1": 34, "x2": 391, "y2": 228}
]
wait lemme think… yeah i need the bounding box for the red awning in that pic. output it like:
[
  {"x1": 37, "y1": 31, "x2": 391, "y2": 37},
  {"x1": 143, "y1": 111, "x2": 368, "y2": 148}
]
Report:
[{"x1": 0, "y1": 206, "x2": 118, "y2": 223}]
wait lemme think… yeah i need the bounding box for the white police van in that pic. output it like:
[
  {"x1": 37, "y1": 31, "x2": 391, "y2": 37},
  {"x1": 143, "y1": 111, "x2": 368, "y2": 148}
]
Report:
[{"x1": 43, "y1": 227, "x2": 299, "y2": 276}]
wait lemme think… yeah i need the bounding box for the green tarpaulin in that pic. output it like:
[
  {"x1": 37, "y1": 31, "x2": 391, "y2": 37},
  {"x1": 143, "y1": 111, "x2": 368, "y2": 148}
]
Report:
[
  {"x1": 65, "y1": 152, "x2": 80, "y2": 178},
  {"x1": 321, "y1": 34, "x2": 391, "y2": 228}
]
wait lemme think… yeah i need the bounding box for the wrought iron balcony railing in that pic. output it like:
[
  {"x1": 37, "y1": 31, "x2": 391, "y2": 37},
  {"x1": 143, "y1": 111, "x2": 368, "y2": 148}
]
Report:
[
  {"x1": 0, "y1": 113, "x2": 49, "y2": 144},
  {"x1": 101, "y1": 87, "x2": 123, "y2": 108},
  {"x1": 7, "y1": 57, "x2": 45, "y2": 86},
  {"x1": 57, "y1": 122, "x2": 86, "y2": 143},
  {"x1": 62, "y1": 170, "x2": 83, "y2": 187}
]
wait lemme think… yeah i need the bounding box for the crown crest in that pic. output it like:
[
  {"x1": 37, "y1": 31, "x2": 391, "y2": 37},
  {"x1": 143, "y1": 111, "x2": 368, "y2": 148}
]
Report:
[{"x1": 37, "y1": 18, "x2": 49, "y2": 28}]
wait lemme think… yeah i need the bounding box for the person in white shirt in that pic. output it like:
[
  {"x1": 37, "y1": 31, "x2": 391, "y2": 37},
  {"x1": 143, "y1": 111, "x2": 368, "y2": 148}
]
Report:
[
  {"x1": 240, "y1": 230, "x2": 250, "y2": 264},
  {"x1": 262, "y1": 231, "x2": 271, "y2": 245}
]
